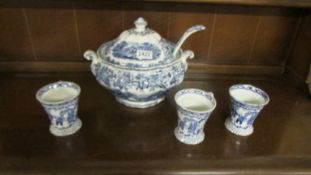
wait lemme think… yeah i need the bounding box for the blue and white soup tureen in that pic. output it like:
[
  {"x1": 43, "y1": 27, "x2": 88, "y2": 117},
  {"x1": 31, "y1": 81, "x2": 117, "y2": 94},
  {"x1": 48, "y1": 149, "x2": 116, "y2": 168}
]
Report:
[{"x1": 84, "y1": 17, "x2": 205, "y2": 108}]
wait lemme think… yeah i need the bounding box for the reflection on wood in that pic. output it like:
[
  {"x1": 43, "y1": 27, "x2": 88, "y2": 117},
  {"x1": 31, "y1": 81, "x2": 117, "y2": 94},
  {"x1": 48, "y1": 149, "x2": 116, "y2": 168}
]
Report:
[{"x1": 0, "y1": 75, "x2": 310, "y2": 173}]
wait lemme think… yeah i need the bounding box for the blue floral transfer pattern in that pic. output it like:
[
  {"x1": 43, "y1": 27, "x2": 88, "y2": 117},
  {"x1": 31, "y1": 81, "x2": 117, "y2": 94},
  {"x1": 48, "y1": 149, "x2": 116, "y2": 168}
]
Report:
[
  {"x1": 174, "y1": 89, "x2": 216, "y2": 144},
  {"x1": 229, "y1": 84, "x2": 269, "y2": 129},
  {"x1": 43, "y1": 98, "x2": 78, "y2": 129},
  {"x1": 98, "y1": 39, "x2": 177, "y2": 69},
  {"x1": 36, "y1": 81, "x2": 80, "y2": 130},
  {"x1": 92, "y1": 61, "x2": 186, "y2": 103},
  {"x1": 229, "y1": 98, "x2": 262, "y2": 129},
  {"x1": 177, "y1": 116, "x2": 207, "y2": 137}
]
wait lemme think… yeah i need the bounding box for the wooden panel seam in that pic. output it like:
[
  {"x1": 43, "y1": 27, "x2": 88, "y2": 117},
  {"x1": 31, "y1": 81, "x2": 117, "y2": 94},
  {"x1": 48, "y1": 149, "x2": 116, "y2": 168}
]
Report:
[
  {"x1": 283, "y1": 10, "x2": 305, "y2": 69},
  {"x1": 285, "y1": 65, "x2": 307, "y2": 82},
  {"x1": 73, "y1": 8, "x2": 82, "y2": 56},
  {"x1": 247, "y1": 16, "x2": 261, "y2": 64},
  {"x1": 284, "y1": 65, "x2": 309, "y2": 93},
  {"x1": 21, "y1": 8, "x2": 37, "y2": 60},
  {"x1": 206, "y1": 11, "x2": 216, "y2": 61}
]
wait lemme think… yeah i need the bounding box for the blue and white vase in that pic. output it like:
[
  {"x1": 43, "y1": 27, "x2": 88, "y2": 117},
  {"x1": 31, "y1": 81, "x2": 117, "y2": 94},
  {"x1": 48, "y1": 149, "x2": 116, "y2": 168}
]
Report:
[
  {"x1": 36, "y1": 81, "x2": 82, "y2": 136},
  {"x1": 84, "y1": 17, "x2": 205, "y2": 108},
  {"x1": 174, "y1": 89, "x2": 217, "y2": 145},
  {"x1": 225, "y1": 84, "x2": 269, "y2": 136}
]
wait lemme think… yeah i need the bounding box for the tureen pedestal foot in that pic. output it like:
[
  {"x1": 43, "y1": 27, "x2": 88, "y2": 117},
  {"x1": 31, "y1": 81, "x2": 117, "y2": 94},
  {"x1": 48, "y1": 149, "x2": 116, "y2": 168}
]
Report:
[{"x1": 116, "y1": 97, "x2": 165, "y2": 108}]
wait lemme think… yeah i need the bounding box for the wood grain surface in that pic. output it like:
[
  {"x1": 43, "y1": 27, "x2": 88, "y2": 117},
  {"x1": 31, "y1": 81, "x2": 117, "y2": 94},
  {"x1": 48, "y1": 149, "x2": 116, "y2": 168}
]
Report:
[
  {"x1": 0, "y1": 75, "x2": 310, "y2": 174},
  {"x1": 284, "y1": 11, "x2": 311, "y2": 92},
  {"x1": 1, "y1": 0, "x2": 311, "y2": 8},
  {"x1": 0, "y1": 2, "x2": 304, "y2": 76}
]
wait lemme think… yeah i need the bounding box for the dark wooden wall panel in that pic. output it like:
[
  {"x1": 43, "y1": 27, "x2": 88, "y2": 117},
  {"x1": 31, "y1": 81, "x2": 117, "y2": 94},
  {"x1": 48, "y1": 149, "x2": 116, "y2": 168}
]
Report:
[
  {"x1": 25, "y1": 8, "x2": 81, "y2": 61},
  {"x1": 75, "y1": 2, "x2": 123, "y2": 52},
  {"x1": 0, "y1": 2, "x2": 303, "y2": 75},
  {"x1": 208, "y1": 6, "x2": 258, "y2": 65},
  {"x1": 168, "y1": 4, "x2": 214, "y2": 63},
  {"x1": 250, "y1": 8, "x2": 299, "y2": 65},
  {"x1": 0, "y1": 8, "x2": 34, "y2": 61},
  {"x1": 123, "y1": 2, "x2": 169, "y2": 38},
  {"x1": 286, "y1": 12, "x2": 311, "y2": 85}
]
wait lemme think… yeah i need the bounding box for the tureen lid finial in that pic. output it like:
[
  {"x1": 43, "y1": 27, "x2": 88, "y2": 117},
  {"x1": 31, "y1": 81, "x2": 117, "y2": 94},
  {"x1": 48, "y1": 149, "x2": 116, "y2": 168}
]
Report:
[{"x1": 135, "y1": 17, "x2": 147, "y2": 32}]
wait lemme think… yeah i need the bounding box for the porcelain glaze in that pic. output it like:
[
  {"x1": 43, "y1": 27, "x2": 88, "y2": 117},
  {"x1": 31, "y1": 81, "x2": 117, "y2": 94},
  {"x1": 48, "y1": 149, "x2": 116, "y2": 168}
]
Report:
[
  {"x1": 225, "y1": 84, "x2": 269, "y2": 136},
  {"x1": 174, "y1": 89, "x2": 216, "y2": 145},
  {"x1": 36, "y1": 81, "x2": 82, "y2": 136},
  {"x1": 84, "y1": 17, "x2": 205, "y2": 108}
]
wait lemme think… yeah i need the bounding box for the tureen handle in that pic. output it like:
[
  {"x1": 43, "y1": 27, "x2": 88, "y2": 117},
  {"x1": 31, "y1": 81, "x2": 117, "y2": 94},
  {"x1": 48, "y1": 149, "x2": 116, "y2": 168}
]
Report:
[
  {"x1": 180, "y1": 50, "x2": 194, "y2": 64},
  {"x1": 84, "y1": 50, "x2": 100, "y2": 64},
  {"x1": 173, "y1": 25, "x2": 206, "y2": 58}
]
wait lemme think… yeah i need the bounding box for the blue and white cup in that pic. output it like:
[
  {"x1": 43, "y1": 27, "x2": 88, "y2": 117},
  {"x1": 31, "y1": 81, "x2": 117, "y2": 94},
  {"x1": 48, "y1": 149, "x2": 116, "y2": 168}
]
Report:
[
  {"x1": 174, "y1": 89, "x2": 217, "y2": 145},
  {"x1": 36, "y1": 81, "x2": 82, "y2": 136},
  {"x1": 225, "y1": 84, "x2": 269, "y2": 136}
]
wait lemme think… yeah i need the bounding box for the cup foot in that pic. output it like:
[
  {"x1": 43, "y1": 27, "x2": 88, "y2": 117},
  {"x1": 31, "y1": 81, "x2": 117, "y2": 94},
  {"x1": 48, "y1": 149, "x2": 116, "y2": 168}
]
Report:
[
  {"x1": 50, "y1": 118, "x2": 82, "y2": 136},
  {"x1": 116, "y1": 97, "x2": 165, "y2": 108},
  {"x1": 174, "y1": 128, "x2": 204, "y2": 145},
  {"x1": 225, "y1": 118, "x2": 253, "y2": 136}
]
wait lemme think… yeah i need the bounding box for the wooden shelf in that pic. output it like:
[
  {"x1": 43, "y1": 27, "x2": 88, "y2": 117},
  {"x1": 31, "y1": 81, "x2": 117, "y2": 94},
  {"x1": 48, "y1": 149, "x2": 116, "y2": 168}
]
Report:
[
  {"x1": 1, "y1": 0, "x2": 311, "y2": 8},
  {"x1": 0, "y1": 74, "x2": 310, "y2": 174},
  {"x1": 121, "y1": 0, "x2": 311, "y2": 8}
]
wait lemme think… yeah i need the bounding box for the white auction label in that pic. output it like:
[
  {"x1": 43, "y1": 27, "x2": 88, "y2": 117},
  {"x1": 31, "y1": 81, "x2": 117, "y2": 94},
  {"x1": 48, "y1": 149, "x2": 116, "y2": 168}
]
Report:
[{"x1": 136, "y1": 50, "x2": 153, "y2": 60}]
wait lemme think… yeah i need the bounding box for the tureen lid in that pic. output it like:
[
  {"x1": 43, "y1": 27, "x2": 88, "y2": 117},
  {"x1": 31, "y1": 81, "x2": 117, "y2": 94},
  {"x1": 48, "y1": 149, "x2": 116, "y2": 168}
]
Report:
[{"x1": 97, "y1": 17, "x2": 178, "y2": 68}]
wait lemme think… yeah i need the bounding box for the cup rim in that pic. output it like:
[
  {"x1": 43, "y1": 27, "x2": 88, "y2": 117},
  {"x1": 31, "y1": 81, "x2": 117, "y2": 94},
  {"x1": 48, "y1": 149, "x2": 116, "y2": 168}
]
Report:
[
  {"x1": 36, "y1": 81, "x2": 81, "y2": 105},
  {"x1": 229, "y1": 84, "x2": 270, "y2": 107},
  {"x1": 174, "y1": 88, "x2": 217, "y2": 114}
]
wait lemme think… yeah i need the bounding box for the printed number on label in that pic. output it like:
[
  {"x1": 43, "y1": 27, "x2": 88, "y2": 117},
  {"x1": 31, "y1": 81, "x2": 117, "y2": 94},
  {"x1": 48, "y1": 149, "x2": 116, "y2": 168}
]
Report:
[{"x1": 136, "y1": 50, "x2": 153, "y2": 60}]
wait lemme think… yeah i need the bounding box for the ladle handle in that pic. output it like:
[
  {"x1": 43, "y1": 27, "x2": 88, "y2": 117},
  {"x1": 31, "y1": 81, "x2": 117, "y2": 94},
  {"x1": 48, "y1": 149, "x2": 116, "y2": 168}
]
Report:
[{"x1": 173, "y1": 25, "x2": 206, "y2": 58}]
